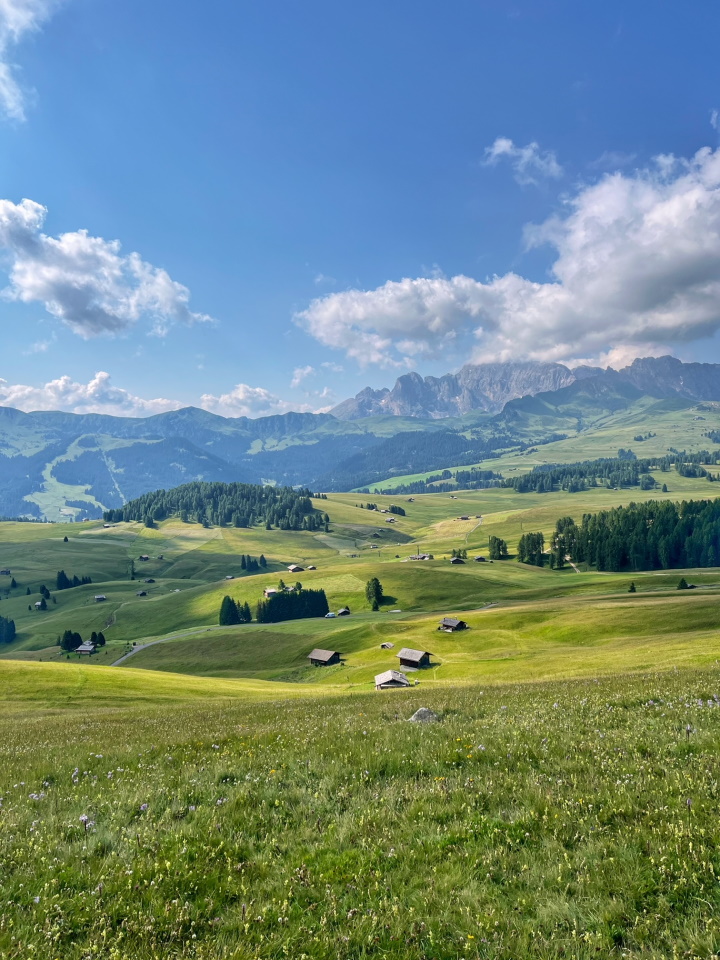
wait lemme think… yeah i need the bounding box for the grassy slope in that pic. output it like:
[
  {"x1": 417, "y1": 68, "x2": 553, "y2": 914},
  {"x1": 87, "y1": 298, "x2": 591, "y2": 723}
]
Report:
[
  {"x1": 1, "y1": 470, "x2": 719, "y2": 694},
  {"x1": 374, "y1": 396, "x2": 720, "y2": 489},
  {"x1": 3, "y1": 669, "x2": 720, "y2": 958}
]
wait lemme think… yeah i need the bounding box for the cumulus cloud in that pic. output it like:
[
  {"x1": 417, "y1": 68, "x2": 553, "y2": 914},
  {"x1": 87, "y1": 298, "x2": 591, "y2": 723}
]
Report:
[
  {"x1": 0, "y1": 0, "x2": 61, "y2": 120},
  {"x1": 483, "y1": 136, "x2": 563, "y2": 185},
  {"x1": 321, "y1": 361, "x2": 344, "y2": 373},
  {"x1": 290, "y1": 364, "x2": 315, "y2": 388},
  {"x1": 296, "y1": 146, "x2": 720, "y2": 366},
  {"x1": 200, "y1": 383, "x2": 312, "y2": 418},
  {"x1": 0, "y1": 198, "x2": 214, "y2": 337},
  {"x1": 0, "y1": 371, "x2": 182, "y2": 416}
]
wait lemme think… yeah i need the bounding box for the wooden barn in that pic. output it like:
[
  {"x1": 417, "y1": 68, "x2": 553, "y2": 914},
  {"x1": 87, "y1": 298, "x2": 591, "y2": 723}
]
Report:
[
  {"x1": 308, "y1": 648, "x2": 341, "y2": 667},
  {"x1": 76, "y1": 642, "x2": 96, "y2": 655},
  {"x1": 397, "y1": 647, "x2": 433, "y2": 669},
  {"x1": 450, "y1": 557, "x2": 465, "y2": 564},
  {"x1": 439, "y1": 617, "x2": 467, "y2": 632},
  {"x1": 337, "y1": 606, "x2": 351, "y2": 616},
  {"x1": 375, "y1": 669, "x2": 410, "y2": 690}
]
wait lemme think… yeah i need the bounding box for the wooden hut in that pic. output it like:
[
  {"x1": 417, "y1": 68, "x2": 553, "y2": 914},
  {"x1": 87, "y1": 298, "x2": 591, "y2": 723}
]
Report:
[
  {"x1": 438, "y1": 617, "x2": 467, "y2": 632},
  {"x1": 76, "y1": 642, "x2": 96, "y2": 655},
  {"x1": 397, "y1": 647, "x2": 432, "y2": 669},
  {"x1": 308, "y1": 648, "x2": 341, "y2": 667},
  {"x1": 375, "y1": 669, "x2": 410, "y2": 690}
]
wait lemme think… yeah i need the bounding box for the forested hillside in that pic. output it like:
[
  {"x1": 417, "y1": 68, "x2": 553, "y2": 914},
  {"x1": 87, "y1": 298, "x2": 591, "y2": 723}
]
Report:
[
  {"x1": 104, "y1": 481, "x2": 326, "y2": 530},
  {"x1": 558, "y1": 499, "x2": 720, "y2": 571}
]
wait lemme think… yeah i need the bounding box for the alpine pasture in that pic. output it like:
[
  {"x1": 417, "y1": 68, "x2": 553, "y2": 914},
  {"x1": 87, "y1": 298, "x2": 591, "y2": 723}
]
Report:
[{"x1": 3, "y1": 474, "x2": 720, "y2": 958}]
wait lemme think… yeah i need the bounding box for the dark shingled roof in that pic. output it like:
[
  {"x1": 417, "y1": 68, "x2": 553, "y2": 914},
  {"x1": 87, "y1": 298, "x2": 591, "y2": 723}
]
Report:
[
  {"x1": 307, "y1": 648, "x2": 340, "y2": 663},
  {"x1": 397, "y1": 647, "x2": 432, "y2": 664}
]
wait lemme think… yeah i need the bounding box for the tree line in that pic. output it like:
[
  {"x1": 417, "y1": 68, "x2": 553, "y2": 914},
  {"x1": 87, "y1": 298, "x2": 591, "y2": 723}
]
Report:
[
  {"x1": 103, "y1": 481, "x2": 326, "y2": 531},
  {"x1": 369, "y1": 467, "x2": 503, "y2": 496},
  {"x1": 501, "y1": 451, "x2": 720, "y2": 495},
  {"x1": 550, "y1": 499, "x2": 720, "y2": 572}
]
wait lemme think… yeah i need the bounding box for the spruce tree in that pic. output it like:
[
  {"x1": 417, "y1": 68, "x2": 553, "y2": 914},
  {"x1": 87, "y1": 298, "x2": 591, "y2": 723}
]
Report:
[
  {"x1": 219, "y1": 595, "x2": 240, "y2": 625},
  {"x1": 628, "y1": 582, "x2": 636, "y2": 593}
]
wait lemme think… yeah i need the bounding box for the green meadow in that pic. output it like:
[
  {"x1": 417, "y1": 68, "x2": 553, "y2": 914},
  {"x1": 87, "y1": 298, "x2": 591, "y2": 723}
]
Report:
[{"x1": 3, "y1": 474, "x2": 720, "y2": 956}]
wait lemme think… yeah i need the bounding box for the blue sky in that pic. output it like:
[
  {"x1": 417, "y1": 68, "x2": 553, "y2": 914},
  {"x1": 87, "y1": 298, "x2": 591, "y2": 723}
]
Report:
[{"x1": 1, "y1": 0, "x2": 720, "y2": 417}]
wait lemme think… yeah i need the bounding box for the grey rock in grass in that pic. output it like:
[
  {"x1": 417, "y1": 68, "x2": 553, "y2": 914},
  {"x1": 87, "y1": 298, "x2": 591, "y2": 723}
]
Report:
[{"x1": 409, "y1": 707, "x2": 439, "y2": 723}]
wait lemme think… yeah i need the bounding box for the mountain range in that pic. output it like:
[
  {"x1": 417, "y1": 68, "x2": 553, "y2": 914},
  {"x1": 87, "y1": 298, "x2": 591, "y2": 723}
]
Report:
[
  {"x1": 330, "y1": 356, "x2": 720, "y2": 419},
  {"x1": 3, "y1": 355, "x2": 720, "y2": 520}
]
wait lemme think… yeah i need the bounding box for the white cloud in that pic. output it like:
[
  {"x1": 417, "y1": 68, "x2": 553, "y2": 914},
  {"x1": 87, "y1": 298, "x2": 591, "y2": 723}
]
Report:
[
  {"x1": 313, "y1": 272, "x2": 336, "y2": 286},
  {"x1": 297, "y1": 146, "x2": 720, "y2": 367},
  {"x1": 321, "y1": 361, "x2": 344, "y2": 373},
  {"x1": 200, "y1": 383, "x2": 312, "y2": 418},
  {"x1": 0, "y1": 198, "x2": 214, "y2": 337},
  {"x1": 0, "y1": 371, "x2": 182, "y2": 416},
  {"x1": 482, "y1": 136, "x2": 563, "y2": 185},
  {"x1": 290, "y1": 364, "x2": 315, "y2": 388},
  {"x1": 0, "y1": 0, "x2": 61, "y2": 120},
  {"x1": 712, "y1": 109, "x2": 719, "y2": 132}
]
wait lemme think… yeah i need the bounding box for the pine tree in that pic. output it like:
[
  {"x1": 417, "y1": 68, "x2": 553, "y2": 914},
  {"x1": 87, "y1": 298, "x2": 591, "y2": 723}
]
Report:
[
  {"x1": 628, "y1": 582, "x2": 636, "y2": 593},
  {"x1": 365, "y1": 578, "x2": 383, "y2": 608},
  {"x1": 677, "y1": 577, "x2": 690, "y2": 590},
  {"x1": 259, "y1": 555, "x2": 267, "y2": 568},
  {"x1": 219, "y1": 595, "x2": 240, "y2": 625},
  {"x1": 97, "y1": 632, "x2": 106, "y2": 646},
  {"x1": 10, "y1": 578, "x2": 16, "y2": 589},
  {"x1": 241, "y1": 555, "x2": 246, "y2": 570}
]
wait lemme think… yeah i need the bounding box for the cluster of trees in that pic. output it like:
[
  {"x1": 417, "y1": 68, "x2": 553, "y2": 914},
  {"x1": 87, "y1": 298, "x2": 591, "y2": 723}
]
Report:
[
  {"x1": 365, "y1": 577, "x2": 384, "y2": 611},
  {"x1": 0, "y1": 614, "x2": 16, "y2": 643},
  {"x1": 56, "y1": 570, "x2": 93, "y2": 590},
  {"x1": 451, "y1": 548, "x2": 468, "y2": 559},
  {"x1": 104, "y1": 481, "x2": 325, "y2": 531},
  {"x1": 517, "y1": 532, "x2": 546, "y2": 567},
  {"x1": 372, "y1": 468, "x2": 503, "y2": 496},
  {"x1": 219, "y1": 596, "x2": 253, "y2": 625},
  {"x1": 552, "y1": 498, "x2": 720, "y2": 571},
  {"x1": 488, "y1": 536, "x2": 508, "y2": 559},
  {"x1": 240, "y1": 555, "x2": 266, "y2": 572},
  {"x1": 59, "y1": 630, "x2": 106, "y2": 652},
  {"x1": 359, "y1": 503, "x2": 406, "y2": 516},
  {"x1": 255, "y1": 588, "x2": 329, "y2": 623}
]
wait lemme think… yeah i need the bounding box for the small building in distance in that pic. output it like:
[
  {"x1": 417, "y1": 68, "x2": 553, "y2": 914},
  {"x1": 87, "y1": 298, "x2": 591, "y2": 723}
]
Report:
[
  {"x1": 143, "y1": 578, "x2": 155, "y2": 584},
  {"x1": 474, "y1": 556, "x2": 486, "y2": 562},
  {"x1": 34, "y1": 600, "x2": 42, "y2": 609},
  {"x1": 408, "y1": 553, "x2": 433, "y2": 561},
  {"x1": 439, "y1": 617, "x2": 468, "y2": 632},
  {"x1": 76, "y1": 642, "x2": 96, "y2": 655},
  {"x1": 136, "y1": 590, "x2": 147, "y2": 597},
  {"x1": 308, "y1": 648, "x2": 341, "y2": 667},
  {"x1": 450, "y1": 557, "x2": 465, "y2": 564},
  {"x1": 380, "y1": 641, "x2": 395, "y2": 649},
  {"x1": 375, "y1": 669, "x2": 411, "y2": 690},
  {"x1": 138, "y1": 555, "x2": 150, "y2": 562},
  {"x1": 307, "y1": 565, "x2": 317, "y2": 570},
  {"x1": 288, "y1": 564, "x2": 304, "y2": 573},
  {"x1": 0, "y1": 568, "x2": 10, "y2": 576},
  {"x1": 263, "y1": 587, "x2": 278, "y2": 598},
  {"x1": 94, "y1": 595, "x2": 107, "y2": 603},
  {"x1": 458, "y1": 515, "x2": 470, "y2": 521},
  {"x1": 397, "y1": 647, "x2": 433, "y2": 669},
  {"x1": 338, "y1": 606, "x2": 351, "y2": 616}
]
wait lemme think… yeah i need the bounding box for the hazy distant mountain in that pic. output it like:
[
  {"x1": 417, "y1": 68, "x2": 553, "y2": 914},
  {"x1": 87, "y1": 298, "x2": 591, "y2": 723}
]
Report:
[
  {"x1": 332, "y1": 356, "x2": 720, "y2": 419},
  {"x1": 331, "y1": 362, "x2": 577, "y2": 419}
]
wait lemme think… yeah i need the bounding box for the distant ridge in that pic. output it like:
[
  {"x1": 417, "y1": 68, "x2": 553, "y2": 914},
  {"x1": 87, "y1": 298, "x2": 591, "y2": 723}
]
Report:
[{"x1": 331, "y1": 356, "x2": 720, "y2": 419}]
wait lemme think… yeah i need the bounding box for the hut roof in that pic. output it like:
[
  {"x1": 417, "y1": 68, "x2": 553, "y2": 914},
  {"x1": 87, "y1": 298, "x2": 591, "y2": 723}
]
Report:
[
  {"x1": 76, "y1": 642, "x2": 96, "y2": 653},
  {"x1": 397, "y1": 647, "x2": 432, "y2": 664},
  {"x1": 440, "y1": 617, "x2": 465, "y2": 628},
  {"x1": 308, "y1": 648, "x2": 340, "y2": 663},
  {"x1": 375, "y1": 669, "x2": 410, "y2": 687}
]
